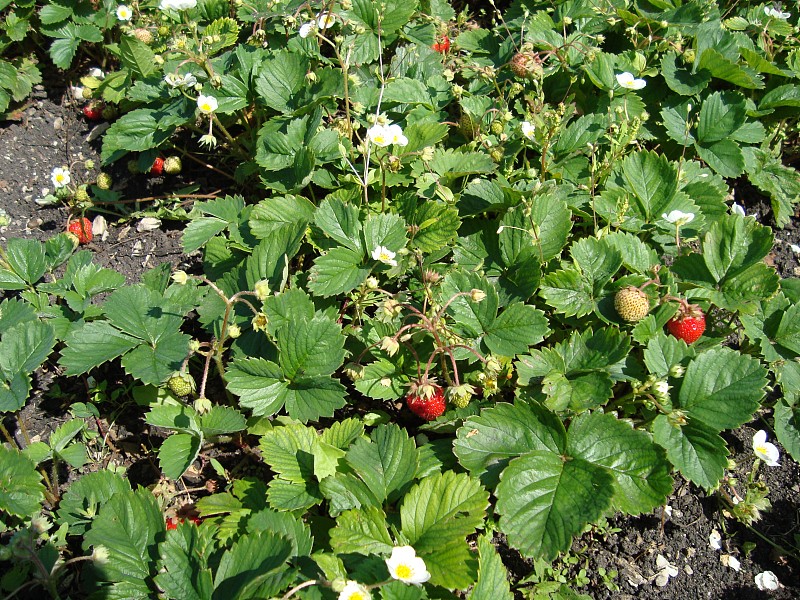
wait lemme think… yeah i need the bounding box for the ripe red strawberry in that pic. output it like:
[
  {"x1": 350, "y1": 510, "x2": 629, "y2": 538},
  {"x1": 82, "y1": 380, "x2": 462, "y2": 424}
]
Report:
[
  {"x1": 406, "y1": 378, "x2": 446, "y2": 421},
  {"x1": 432, "y1": 36, "x2": 450, "y2": 53},
  {"x1": 68, "y1": 217, "x2": 93, "y2": 244},
  {"x1": 82, "y1": 102, "x2": 103, "y2": 121},
  {"x1": 667, "y1": 304, "x2": 706, "y2": 344},
  {"x1": 149, "y1": 157, "x2": 165, "y2": 175},
  {"x1": 166, "y1": 516, "x2": 202, "y2": 530}
]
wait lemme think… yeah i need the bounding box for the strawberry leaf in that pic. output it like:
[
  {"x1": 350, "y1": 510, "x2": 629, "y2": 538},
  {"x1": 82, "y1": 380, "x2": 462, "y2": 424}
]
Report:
[
  {"x1": 83, "y1": 488, "x2": 163, "y2": 585},
  {"x1": 345, "y1": 423, "x2": 419, "y2": 504},
  {"x1": 469, "y1": 534, "x2": 513, "y2": 600},
  {"x1": 0, "y1": 446, "x2": 44, "y2": 517},
  {"x1": 330, "y1": 505, "x2": 394, "y2": 555},
  {"x1": 652, "y1": 416, "x2": 729, "y2": 489},
  {"x1": 400, "y1": 471, "x2": 488, "y2": 588}
]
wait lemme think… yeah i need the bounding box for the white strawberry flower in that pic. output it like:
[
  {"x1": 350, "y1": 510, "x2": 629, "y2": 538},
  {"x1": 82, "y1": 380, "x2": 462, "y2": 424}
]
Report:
[
  {"x1": 662, "y1": 210, "x2": 694, "y2": 226},
  {"x1": 521, "y1": 121, "x2": 535, "y2": 140},
  {"x1": 616, "y1": 71, "x2": 646, "y2": 90},
  {"x1": 165, "y1": 72, "x2": 198, "y2": 88},
  {"x1": 116, "y1": 4, "x2": 133, "y2": 21},
  {"x1": 372, "y1": 245, "x2": 398, "y2": 267},
  {"x1": 764, "y1": 6, "x2": 791, "y2": 19},
  {"x1": 159, "y1": 0, "x2": 197, "y2": 10},
  {"x1": 299, "y1": 22, "x2": 315, "y2": 38},
  {"x1": 752, "y1": 430, "x2": 780, "y2": 466},
  {"x1": 51, "y1": 167, "x2": 71, "y2": 188},
  {"x1": 385, "y1": 546, "x2": 431, "y2": 585},
  {"x1": 196, "y1": 94, "x2": 218, "y2": 114},
  {"x1": 338, "y1": 580, "x2": 371, "y2": 600},
  {"x1": 317, "y1": 11, "x2": 336, "y2": 29},
  {"x1": 367, "y1": 123, "x2": 407, "y2": 147}
]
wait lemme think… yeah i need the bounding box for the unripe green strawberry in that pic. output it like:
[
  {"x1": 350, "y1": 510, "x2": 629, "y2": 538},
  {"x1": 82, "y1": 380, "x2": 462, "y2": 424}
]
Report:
[
  {"x1": 167, "y1": 372, "x2": 196, "y2": 397},
  {"x1": 74, "y1": 185, "x2": 90, "y2": 203},
  {"x1": 96, "y1": 173, "x2": 112, "y2": 190},
  {"x1": 82, "y1": 87, "x2": 94, "y2": 99},
  {"x1": 158, "y1": 25, "x2": 171, "y2": 36},
  {"x1": 133, "y1": 28, "x2": 153, "y2": 44},
  {"x1": 458, "y1": 113, "x2": 479, "y2": 140},
  {"x1": 510, "y1": 51, "x2": 543, "y2": 79},
  {"x1": 101, "y1": 105, "x2": 117, "y2": 121},
  {"x1": 614, "y1": 286, "x2": 649, "y2": 322},
  {"x1": 164, "y1": 156, "x2": 182, "y2": 174},
  {"x1": 489, "y1": 147, "x2": 504, "y2": 162},
  {"x1": 490, "y1": 120, "x2": 504, "y2": 135},
  {"x1": 127, "y1": 159, "x2": 140, "y2": 174}
]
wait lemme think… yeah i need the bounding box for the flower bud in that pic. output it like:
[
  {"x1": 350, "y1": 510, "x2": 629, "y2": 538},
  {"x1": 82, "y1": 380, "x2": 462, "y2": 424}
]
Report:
[
  {"x1": 227, "y1": 323, "x2": 242, "y2": 338},
  {"x1": 380, "y1": 336, "x2": 400, "y2": 356},
  {"x1": 254, "y1": 279, "x2": 271, "y2": 301},
  {"x1": 171, "y1": 270, "x2": 189, "y2": 285}
]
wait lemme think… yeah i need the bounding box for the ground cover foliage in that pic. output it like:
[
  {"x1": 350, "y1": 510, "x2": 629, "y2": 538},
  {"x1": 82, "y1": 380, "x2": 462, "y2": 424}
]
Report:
[{"x1": 1, "y1": 0, "x2": 800, "y2": 597}]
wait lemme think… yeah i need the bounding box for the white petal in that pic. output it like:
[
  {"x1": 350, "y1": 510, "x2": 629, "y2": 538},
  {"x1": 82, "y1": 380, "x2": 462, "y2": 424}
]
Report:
[
  {"x1": 709, "y1": 530, "x2": 722, "y2": 550},
  {"x1": 755, "y1": 571, "x2": 780, "y2": 591}
]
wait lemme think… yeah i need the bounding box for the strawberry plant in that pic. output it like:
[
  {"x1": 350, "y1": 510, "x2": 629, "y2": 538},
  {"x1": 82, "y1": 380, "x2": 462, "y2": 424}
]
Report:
[{"x1": 1, "y1": 0, "x2": 800, "y2": 597}]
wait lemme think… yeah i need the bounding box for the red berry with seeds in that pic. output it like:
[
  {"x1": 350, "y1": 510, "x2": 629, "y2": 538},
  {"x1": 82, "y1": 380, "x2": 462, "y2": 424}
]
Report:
[
  {"x1": 406, "y1": 378, "x2": 446, "y2": 421},
  {"x1": 149, "y1": 157, "x2": 165, "y2": 175},
  {"x1": 432, "y1": 36, "x2": 450, "y2": 53},
  {"x1": 68, "y1": 217, "x2": 93, "y2": 244},
  {"x1": 666, "y1": 304, "x2": 706, "y2": 344},
  {"x1": 82, "y1": 102, "x2": 103, "y2": 121}
]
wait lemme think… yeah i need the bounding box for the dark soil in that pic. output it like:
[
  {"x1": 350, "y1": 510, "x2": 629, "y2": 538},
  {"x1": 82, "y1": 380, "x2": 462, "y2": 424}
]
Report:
[{"x1": 1, "y1": 92, "x2": 799, "y2": 600}]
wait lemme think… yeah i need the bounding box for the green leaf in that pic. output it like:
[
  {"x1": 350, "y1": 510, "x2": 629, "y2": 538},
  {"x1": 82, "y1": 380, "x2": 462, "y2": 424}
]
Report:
[
  {"x1": 182, "y1": 217, "x2": 229, "y2": 254},
  {"x1": 154, "y1": 522, "x2": 215, "y2": 600},
  {"x1": 346, "y1": 423, "x2": 418, "y2": 503},
  {"x1": 760, "y1": 84, "x2": 800, "y2": 110},
  {"x1": 363, "y1": 212, "x2": 408, "y2": 258},
  {"x1": 528, "y1": 187, "x2": 572, "y2": 261},
  {"x1": 697, "y1": 48, "x2": 763, "y2": 89},
  {"x1": 4, "y1": 238, "x2": 46, "y2": 286},
  {"x1": 678, "y1": 347, "x2": 767, "y2": 430},
  {"x1": 121, "y1": 329, "x2": 190, "y2": 385},
  {"x1": 254, "y1": 50, "x2": 307, "y2": 113},
  {"x1": 539, "y1": 268, "x2": 594, "y2": 317},
  {"x1": 439, "y1": 270, "x2": 498, "y2": 338},
  {"x1": 247, "y1": 508, "x2": 314, "y2": 556},
  {"x1": 660, "y1": 52, "x2": 710, "y2": 95},
  {"x1": 200, "y1": 406, "x2": 247, "y2": 436},
  {"x1": 314, "y1": 197, "x2": 363, "y2": 252},
  {"x1": 213, "y1": 531, "x2": 293, "y2": 600},
  {"x1": 0, "y1": 446, "x2": 44, "y2": 517},
  {"x1": 249, "y1": 195, "x2": 315, "y2": 240},
  {"x1": 57, "y1": 470, "x2": 131, "y2": 535},
  {"x1": 484, "y1": 303, "x2": 550, "y2": 357},
  {"x1": 308, "y1": 246, "x2": 370, "y2": 297},
  {"x1": 278, "y1": 315, "x2": 345, "y2": 380},
  {"x1": 604, "y1": 231, "x2": 660, "y2": 274},
  {"x1": 102, "y1": 108, "x2": 172, "y2": 157},
  {"x1": 567, "y1": 413, "x2": 672, "y2": 515},
  {"x1": 407, "y1": 200, "x2": 460, "y2": 253},
  {"x1": 159, "y1": 433, "x2": 202, "y2": 480},
  {"x1": 119, "y1": 36, "x2": 156, "y2": 78},
  {"x1": 282, "y1": 377, "x2": 348, "y2": 422},
  {"x1": 355, "y1": 359, "x2": 405, "y2": 400},
  {"x1": 697, "y1": 91, "x2": 746, "y2": 144},
  {"x1": 0, "y1": 320, "x2": 55, "y2": 380},
  {"x1": 454, "y1": 402, "x2": 566, "y2": 488},
  {"x1": 59, "y1": 321, "x2": 140, "y2": 376},
  {"x1": 263, "y1": 288, "x2": 315, "y2": 336},
  {"x1": 496, "y1": 451, "x2": 613, "y2": 560},
  {"x1": 774, "y1": 400, "x2": 800, "y2": 463},
  {"x1": 702, "y1": 214, "x2": 774, "y2": 283},
  {"x1": 227, "y1": 358, "x2": 286, "y2": 416},
  {"x1": 430, "y1": 149, "x2": 496, "y2": 177},
  {"x1": 104, "y1": 285, "x2": 183, "y2": 344},
  {"x1": 652, "y1": 416, "x2": 728, "y2": 489},
  {"x1": 643, "y1": 334, "x2": 695, "y2": 378},
  {"x1": 696, "y1": 139, "x2": 745, "y2": 178},
  {"x1": 83, "y1": 488, "x2": 163, "y2": 583},
  {"x1": 400, "y1": 471, "x2": 488, "y2": 588},
  {"x1": 330, "y1": 506, "x2": 394, "y2": 555},
  {"x1": 258, "y1": 423, "x2": 317, "y2": 483},
  {"x1": 469, "y1": 534, "x2": 513, "y2": 600}
]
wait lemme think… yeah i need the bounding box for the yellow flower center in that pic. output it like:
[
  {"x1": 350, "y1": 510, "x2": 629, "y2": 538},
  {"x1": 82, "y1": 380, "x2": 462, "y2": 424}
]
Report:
[
  {"x1": 395, "y1": 564, "x2": 412, "y2": 579},
  {"x1": 350, "y1": 593, "x2": 364, "y2": 600},
  {"x1": 200, "y1": 103, "x2": 211, "y2": 112}
]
